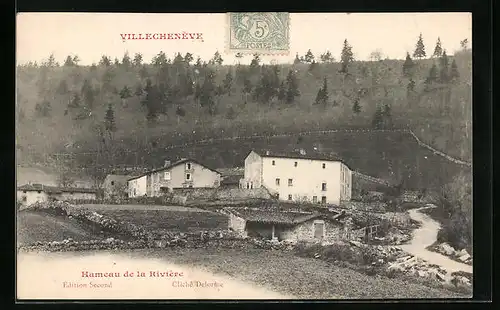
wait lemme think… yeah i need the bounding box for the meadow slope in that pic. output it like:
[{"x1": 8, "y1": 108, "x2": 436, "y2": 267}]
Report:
[{"x1": 16, "y1": 50, "x2": 472, "y2": 173}]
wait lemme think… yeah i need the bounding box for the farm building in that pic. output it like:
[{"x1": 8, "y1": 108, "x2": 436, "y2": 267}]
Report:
[
  {"x1": 241, "y1": 149, "x2": 352, "y2": 205},
  {"x1": 17, "y1": 183, "x2": 97, "y2": 206},
  {"x1": 102, "y1": 174, "x2": 130, "y2": 199},
  {"x1": 127, "y1": 158, "x2": 222, "y2": 198},
  {"x1": 225, "y1": 208, "x2": 348, "y2": 242},
  {"x1": 218, "y1": 167, "x2": 244, "y2": 188}
]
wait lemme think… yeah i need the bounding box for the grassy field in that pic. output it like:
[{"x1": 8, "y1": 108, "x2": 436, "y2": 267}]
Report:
[
  {"x1": 16, "y1": 211, "x2": 106, "y2": 244},
  {"x1": 85, "y1": 204, "x2": 229, "y2": 234},
  {"x1": 128, "y1": 247, "x2": 468, "y2": 299}
]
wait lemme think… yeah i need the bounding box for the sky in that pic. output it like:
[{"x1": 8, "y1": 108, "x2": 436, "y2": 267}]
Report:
[{"x1": 16, "y1": 13, "x2": 472, "y2": 65}]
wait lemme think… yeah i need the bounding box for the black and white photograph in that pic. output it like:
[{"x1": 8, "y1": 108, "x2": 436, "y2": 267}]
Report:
[{"x1": 16, "y1": 12, "x2": 473, "y2": 299}]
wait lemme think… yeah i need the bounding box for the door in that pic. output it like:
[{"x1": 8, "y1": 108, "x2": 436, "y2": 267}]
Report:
[{"x1": 313, "y1": 221, "x2": 324, "y2": 239}]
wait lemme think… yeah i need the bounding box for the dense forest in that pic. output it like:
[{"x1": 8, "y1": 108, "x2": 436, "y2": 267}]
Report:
[{"x1": 16, "y1": 37, "x2": 472, "y2": 177}]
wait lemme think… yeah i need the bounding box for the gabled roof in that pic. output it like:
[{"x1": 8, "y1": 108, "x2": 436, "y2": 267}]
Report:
[
  {"x1": 17, "y1": 183, "x2": 97, "y2": 194},
  {"x1": 249, "y1": 148, "x2": 349, "y2": 167},
  {"x1": 127, "y1": 158, "x2": 221, "y2": 181},
  {"x1": 226, "y1": 207, "x2": 338, "y2": 226}
]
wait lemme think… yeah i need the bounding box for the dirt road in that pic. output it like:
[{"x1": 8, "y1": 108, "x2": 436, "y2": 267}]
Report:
[
  {"x1": 400, "y1": 206, "x2": 472, "y2": 274},
  {"x1": 17, "y1": 251, "x2": 293, "y2": 299}
]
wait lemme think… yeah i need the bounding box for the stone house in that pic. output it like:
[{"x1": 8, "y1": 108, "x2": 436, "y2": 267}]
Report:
[
  {"x1": 127, "y1": 158, "x2": 221, "y2": 198},
  {"x1": 218, "y1": 167, "x2": 244, "y2": 189},
  {"x1": 102, "y1": 174, "x2": 130, "y2": 199},
  {"x1": 17, "y1": 183, "x2": 97, "y2": 206},
  {"x1": 241, "y1": 148, "x2": 352, "y2": 206},
  {"x1": 225, "y1": 207, "x2": 348, "y2": 243}
]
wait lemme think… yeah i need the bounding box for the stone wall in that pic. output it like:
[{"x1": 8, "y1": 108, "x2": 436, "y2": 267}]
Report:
[
  {"x1": 173, "y1": 187, "x2": 271, "y2": 201},
  {"x1": 281, "y1": 219, "x2": 343, "y2": 243},
  {"x1": 341, "y1": 201, "x2": 388, "y2": 212}
]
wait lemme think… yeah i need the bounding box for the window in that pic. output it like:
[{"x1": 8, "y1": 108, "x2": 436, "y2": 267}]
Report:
[
  {"x1": 275, "y1": 178, "x2": 280, "y2": 186},
  {"x1": 189, "y1": 185, "x2": 193, "y2": 188},
  {"x1": 186, "y1": 173, "x2": 191, "y2": 180},
  {"x1": 37, "y1": 191, "x2": 41, "y2": 194},
  {"x1": 186, "y1": 163, "x2": 192, "y2": 170},
  {"x1": 322, "y1": 163, "x2": 326, "y2": 169},
  {"x1": 272, "y1": 160, "x2": 275, "y2": 166},
  {"x1": 294, "y1": 162, "x2": 298, "y2": 167},
  {"x1": 313, "y1": 220, "x2": 325, "y2": 239},
  {"x1": 111, "y1": 181, "x2": 115, "y2": 186},
  {"x1": 312, "y1": 196, "x2": 317, "y2": 203},
  {"x1": 276, "y1": 194, "x2": 279, "y2": 199},
  {"x1": 164, "y1": 171, "x2": 171, "y2": 180},
  {"x1": 321, "y1": 196, "x2": 327, "y2": 204},
  {"x1": 288, "y1": 194, "x2": 292, "y2": 201},
  {"x1": 322, "y1": 183, "x2": 327, "y2": 191},
  {"x1": 250, "y1": 182, "x2": 253, "y2": 189},
  {"x1": 288, "y1": 179, "x2": 293, "y2": 186},
  {"x1": 23, "y1": 191, "x2": 26, "y2": 194}
]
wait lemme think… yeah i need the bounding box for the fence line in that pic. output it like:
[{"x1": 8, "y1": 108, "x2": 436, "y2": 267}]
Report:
[{"x1": 22, "y1": 127, "x2": 471, "y2": 170}]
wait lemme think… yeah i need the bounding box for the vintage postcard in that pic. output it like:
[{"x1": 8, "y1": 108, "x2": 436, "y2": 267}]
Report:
[{"x1": 16, "y1": 12, "x2": 473, "y2": 300}]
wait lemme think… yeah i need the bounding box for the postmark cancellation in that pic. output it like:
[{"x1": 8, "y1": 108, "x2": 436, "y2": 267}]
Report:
[{"x1": 227, "y1": 12, "x2": 290, "y2": 55}]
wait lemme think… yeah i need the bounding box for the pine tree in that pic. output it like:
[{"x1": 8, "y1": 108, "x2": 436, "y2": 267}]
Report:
[
  {"x1": 449, "y1": 59, "x2": 460, "y2": 83},
  {"x1": 425, "y1": 63, "x2": 439, "y2": 90},
  {"x1": 250, "y1": 53, "x2": 261, "y2": 68},
  {"x1": 57, "y1": 80, "x2": 69, "y2": 95},
  {"x1": 285, "y1": 70, "x2": 300, "y2": 104},
  {"x1": 383, "y1": 103, "x2": 393, "y2": 128},
  {"x1": 223, "y1": 71, "x2": 233, "y2": 96},
  {"x1": 64, "y1": 55, "x2": 75, "y2": 66},
  {"x1": 352, "y1": 98, "x2": 361, "y2": 114},
  {"x1": 439, "y1": 49, "x2": 450, "y2": 83},
  {"x1": 184, "y1": 52, "x2": 194, "y2": 65},
  {"x1": 81, "y1": 79, "x2": 95, "y2": 110},
  {"x1": 277, "y1": 81, "x2": 286, "y2": 102},
  {"x1": 119, "y1": 86, "x2": 132, "y2": 99},
  {"x1": 402, "y1": 52, "x2": 415, "y2": 78},
  {"x1": 104, "y1": 104, "x2": 116, "y2": 132},
  {"x1": 320, "y1": 50, "x2": 334, "y2": 63},
  {"x1": 340, "y1": 39, "x2": 354, "y2": 73},
  {"x1": 209, "y1": 51, "x2": 223, "y2": 65},
  {"x1": 293, "y1": 53, "x2": 302, "y2": 64},
  {"x1": 114, "y1": 58, "x2": 120, "y2": 66},
  {"x1": 432, "y1": 37, "x2": 443, "y2": 58},
  {"x1": 407, "y1": 78, "x2": 417, "y2": 107},
  {"x1": 372, "y1": 105, "x2": 384, "y2": 129},
  {"x1": 72, "y1": 55, "x2": 80, "y2": 66},
  {"x1": 413, "y1": 33, "x2": 426, "y2": 59},
  {"x1": 304, "y1": 49, "x2": 315, "y2": 63},
  {"x1": 99, "y1": 55, "x2": 111, "y2": 67},
  {"x1": 199, "y1": 70, "x2": 216, "y2": 113},
  {"x1": 314, "y1": 77, "x2": 328, "y2": 105},
  {"x1": 133, "y1": 53, "x2": 143, "y2": 66},
  {"x1": 121, "y1": 52, "x2": 131, "y2": 68}
]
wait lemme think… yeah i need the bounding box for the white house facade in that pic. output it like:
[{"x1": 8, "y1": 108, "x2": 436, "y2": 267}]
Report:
[
  {"x1": 242, "y1": 150, "x2": 352, "y2": 205},
  {"x1": 127, "y1": 158, "x2": 221, "y2": 198}
]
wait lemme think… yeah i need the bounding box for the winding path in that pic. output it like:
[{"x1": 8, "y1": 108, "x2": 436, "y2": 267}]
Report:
[{"x1": 400, "y1": 206, "x2": 472, "y2": 274}]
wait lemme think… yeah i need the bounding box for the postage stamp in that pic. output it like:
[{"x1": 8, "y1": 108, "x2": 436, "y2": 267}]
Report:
[{"x1": 227, "y1": 12, "x2": 290, "y2": 55}]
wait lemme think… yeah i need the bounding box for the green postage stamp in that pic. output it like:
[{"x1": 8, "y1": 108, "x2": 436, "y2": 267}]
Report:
[{"x1": 227, "y1": 12, "x2": 290, "y2": 55}]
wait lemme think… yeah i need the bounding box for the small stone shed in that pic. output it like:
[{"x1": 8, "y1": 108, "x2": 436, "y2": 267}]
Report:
[{"x1": 225, "y1": 208, "x2": 347, "y2": 243}]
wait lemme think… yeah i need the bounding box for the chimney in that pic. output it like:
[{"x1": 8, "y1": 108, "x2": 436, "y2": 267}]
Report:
[
  {"x1": 299, "y1": 148, "x2": 306, "y2": 155},
  {"x1": 265, "y1": 151, "x2": 270, "y2": 156},
  {"x1": 164, "y1": 160, "x2": 171, "y2": 167}
]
